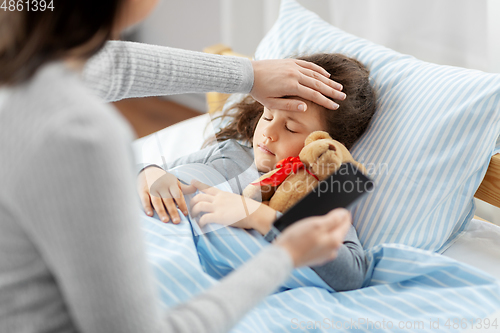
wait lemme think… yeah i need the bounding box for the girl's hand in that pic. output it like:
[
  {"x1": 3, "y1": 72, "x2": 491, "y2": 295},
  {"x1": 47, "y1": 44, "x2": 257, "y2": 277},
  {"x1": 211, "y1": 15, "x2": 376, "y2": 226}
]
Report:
[
  {"x1": 137, "y1": 166, "x2": 195, "y2": 223},
  {"x1": 190, "y1": 180, "x2": 276, "y2": 235},
  {"x1": 250, "y1": 59, "x2": 346, "y2": 112},
  {"x1": 275, "y1": 208, "x2": 352, "y2": 268}
]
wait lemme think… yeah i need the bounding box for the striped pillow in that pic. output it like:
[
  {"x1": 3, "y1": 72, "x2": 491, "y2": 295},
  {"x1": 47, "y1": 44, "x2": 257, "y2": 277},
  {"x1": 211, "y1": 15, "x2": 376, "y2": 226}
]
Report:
[{"x1": 254, "y1": 0, "x2": 500, "y2": 251}]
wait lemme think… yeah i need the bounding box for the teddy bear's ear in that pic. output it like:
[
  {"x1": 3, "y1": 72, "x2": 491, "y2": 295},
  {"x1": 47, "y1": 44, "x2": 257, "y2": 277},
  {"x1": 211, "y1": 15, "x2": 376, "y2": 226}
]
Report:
[
  {"x1": 328, "y1": 140, "x2": 353, "y2": 161},
  {"x1": 304, "y1": 131, "x2": 332, "y2": 146},
  {"x1": 327, "y1": 142, "x2": 338, "y2": 152},
  {"x1": 327, "y1": 140, "x2": 368, "y2": 175}
]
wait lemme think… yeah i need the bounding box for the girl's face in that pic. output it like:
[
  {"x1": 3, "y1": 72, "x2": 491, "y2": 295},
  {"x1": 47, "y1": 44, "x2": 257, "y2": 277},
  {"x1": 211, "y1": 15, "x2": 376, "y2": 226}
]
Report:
[{"x1": 253, "y1": 100, "x2": 327, "y2": 172}]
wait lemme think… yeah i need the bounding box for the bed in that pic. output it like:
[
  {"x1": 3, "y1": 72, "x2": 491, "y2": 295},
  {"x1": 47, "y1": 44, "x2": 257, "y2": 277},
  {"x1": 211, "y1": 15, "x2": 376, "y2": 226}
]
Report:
[
  {"x1": 133, "y1": 0, "x2": 500, "y2": 331},
  {"x1": 133, "y1": 113, "x2": 500, "y2": 275}
]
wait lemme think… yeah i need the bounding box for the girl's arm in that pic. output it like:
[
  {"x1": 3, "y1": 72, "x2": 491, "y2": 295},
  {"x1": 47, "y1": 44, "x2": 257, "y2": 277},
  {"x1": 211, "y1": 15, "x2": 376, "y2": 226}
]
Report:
[
  {"x1": 190, "y1": 182, "x2": 367, "y2": 292},
  {"x1": 136, "y1": 142, "x2": 242, "y2": 221},
  {"x1": 310, "y1": 225, "x2": 367, "y2": 291},
  {"x1": 190, "y1": 180, "x2": 276, "y2": 235},
  {"x1": 265, "y1": 219, "x2": 367, "y2": 291}
]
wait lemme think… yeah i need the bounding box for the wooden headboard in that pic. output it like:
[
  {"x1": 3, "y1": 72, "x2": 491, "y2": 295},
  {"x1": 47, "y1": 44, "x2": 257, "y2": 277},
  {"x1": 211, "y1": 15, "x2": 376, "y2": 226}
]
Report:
[{"x1": 204, "y1": 44, "x2": 500, "y2": 211}]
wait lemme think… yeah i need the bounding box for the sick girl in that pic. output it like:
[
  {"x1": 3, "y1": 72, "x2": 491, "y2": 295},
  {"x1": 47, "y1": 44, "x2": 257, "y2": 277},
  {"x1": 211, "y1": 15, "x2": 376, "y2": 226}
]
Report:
[{"x1": 138, "y1": 53, "x2": 377, "y2": 291}]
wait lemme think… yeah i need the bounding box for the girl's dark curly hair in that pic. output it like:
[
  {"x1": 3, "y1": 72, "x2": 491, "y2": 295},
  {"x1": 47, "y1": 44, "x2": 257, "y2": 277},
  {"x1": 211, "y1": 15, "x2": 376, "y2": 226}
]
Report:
[{"x1": 207, "y1": 53, "x2": 376, "y2": 150}]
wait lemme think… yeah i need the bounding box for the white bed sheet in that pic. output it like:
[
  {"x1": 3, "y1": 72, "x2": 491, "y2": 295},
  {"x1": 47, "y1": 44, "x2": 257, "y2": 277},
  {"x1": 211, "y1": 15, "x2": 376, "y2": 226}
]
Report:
[
  {"x1": 442, "y1": 219, "x2": 500, "y2": 279},
  {"x1": 133, "y1": 114, "x2": 216, "y2": 167},
  {"x1": 132, "y1": 114, "x2": 500, "y2": 280}
]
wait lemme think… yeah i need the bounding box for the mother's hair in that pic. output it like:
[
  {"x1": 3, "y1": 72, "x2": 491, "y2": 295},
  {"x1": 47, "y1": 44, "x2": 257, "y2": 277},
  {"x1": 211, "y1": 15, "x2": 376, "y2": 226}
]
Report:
[{"x1": 0, "y1": 0, "x2": 124, "y2": 85}]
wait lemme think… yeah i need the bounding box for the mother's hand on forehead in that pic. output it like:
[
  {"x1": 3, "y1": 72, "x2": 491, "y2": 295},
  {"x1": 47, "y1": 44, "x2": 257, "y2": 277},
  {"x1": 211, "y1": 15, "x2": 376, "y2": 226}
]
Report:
[{"x1": 250, "y1": 59, "x2": 346, "y2": 112}]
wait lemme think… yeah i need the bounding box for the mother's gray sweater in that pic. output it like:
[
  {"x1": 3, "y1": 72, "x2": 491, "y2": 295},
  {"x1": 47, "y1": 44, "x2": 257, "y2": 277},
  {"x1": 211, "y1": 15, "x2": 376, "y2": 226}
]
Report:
[{"x1": 0, "y1": 41, "x2": 293, "y2": 333}]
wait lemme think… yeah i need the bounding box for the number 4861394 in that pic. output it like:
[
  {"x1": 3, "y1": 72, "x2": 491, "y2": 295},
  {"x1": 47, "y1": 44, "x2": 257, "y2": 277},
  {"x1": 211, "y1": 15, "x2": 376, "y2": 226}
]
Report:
[{"x1": 1, "y1": 0, "x2": 54, "y2": 11}]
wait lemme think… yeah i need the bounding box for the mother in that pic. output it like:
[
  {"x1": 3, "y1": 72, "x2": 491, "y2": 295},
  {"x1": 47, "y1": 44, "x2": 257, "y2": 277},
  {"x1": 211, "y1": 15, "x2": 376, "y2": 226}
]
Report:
[{"x1": 0, "y1": 0, "x2": 351, "y2": 332}]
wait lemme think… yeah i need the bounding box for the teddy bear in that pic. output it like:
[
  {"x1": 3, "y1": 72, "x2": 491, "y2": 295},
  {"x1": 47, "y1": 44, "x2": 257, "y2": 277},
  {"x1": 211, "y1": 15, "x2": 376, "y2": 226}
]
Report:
[{"x1": 242, "y1": 131, "x2": 366, "y2": 213}]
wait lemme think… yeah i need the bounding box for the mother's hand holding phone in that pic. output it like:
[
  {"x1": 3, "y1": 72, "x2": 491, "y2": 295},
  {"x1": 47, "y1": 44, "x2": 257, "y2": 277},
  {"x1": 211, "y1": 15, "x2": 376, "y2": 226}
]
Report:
[{"x1": 275, "y1": 208, "x2": 352, "y2": 268}]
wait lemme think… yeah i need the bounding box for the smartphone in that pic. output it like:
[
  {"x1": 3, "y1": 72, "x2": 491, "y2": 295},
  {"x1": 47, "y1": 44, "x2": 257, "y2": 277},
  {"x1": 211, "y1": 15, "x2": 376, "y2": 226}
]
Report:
[{"x1": 273, "y1": 163, "x2": 374, "y2": 232}]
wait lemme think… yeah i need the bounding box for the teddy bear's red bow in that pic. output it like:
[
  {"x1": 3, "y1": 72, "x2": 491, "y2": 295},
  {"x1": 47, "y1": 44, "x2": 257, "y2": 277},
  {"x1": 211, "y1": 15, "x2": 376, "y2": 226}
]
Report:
[{"x1": 251, "y1": 156, "x2": 318, "y2": 187}]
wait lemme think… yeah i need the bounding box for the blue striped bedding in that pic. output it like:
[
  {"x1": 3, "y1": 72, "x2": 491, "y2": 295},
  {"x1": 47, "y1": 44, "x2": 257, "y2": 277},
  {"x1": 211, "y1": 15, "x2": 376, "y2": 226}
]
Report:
[
  {"x1": 142, "y1": 212, "x2": 500, "y2": 333},
  {"x1": 141, "y1": 164, "x2": 500, "y2": 332}
]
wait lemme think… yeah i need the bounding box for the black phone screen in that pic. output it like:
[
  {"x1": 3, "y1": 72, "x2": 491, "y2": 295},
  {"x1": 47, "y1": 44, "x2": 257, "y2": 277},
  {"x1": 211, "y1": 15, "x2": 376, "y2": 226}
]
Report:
[{"x1": 273, "y1": 163, "x2": 374, "y2": 232}]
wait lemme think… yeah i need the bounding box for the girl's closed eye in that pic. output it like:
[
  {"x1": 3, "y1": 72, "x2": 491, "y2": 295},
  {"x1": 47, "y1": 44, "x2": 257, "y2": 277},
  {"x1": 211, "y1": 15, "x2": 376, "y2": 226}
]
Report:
[{"x1": 285, "y1": 125, "x2": 298, "y2": 133}]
